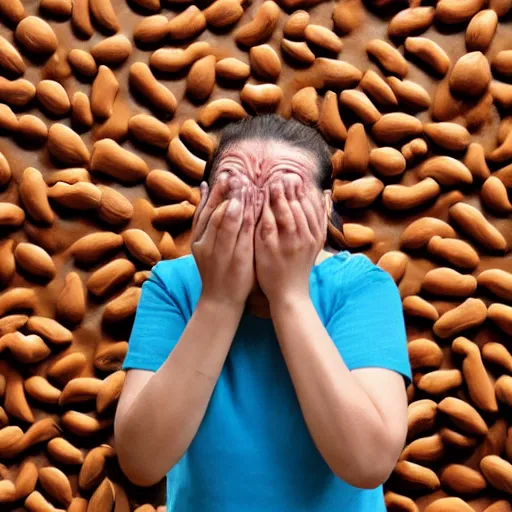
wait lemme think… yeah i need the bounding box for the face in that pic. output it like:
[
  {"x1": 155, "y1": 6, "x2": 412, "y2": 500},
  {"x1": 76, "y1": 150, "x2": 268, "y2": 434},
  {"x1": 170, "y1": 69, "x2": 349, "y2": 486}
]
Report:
[{"x1": 211, "y1": 138, "x2": 328, "y2": 222}]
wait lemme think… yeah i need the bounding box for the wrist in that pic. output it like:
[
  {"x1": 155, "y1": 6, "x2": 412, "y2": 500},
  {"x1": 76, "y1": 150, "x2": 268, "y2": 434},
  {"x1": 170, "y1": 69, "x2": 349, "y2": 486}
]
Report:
[
  {"x1": 268, "y1": 290, "x2": 312, "y2": 315},
  {"x1": 198, "y1": 293, "x2": 246, "y2": 319}
]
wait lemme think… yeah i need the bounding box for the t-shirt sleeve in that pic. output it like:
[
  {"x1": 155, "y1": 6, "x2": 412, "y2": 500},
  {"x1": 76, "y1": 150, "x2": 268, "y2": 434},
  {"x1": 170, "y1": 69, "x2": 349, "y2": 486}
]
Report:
[
  {"x1": 122, "y1": 261, "x2": 187, "y2": 372},
  {"x1": 325, "y1": 261, "x2": 412, "y2": 386}
]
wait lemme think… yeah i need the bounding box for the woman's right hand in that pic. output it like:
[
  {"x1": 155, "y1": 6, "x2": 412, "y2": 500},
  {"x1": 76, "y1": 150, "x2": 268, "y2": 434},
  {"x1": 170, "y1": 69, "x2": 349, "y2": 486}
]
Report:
[{"x1": 191, "y1": 173, "x2": 256, "y2": 309}]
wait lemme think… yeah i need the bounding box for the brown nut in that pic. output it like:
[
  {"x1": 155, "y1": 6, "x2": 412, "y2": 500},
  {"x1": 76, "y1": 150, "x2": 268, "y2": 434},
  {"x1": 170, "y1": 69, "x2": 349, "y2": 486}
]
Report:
[
  {"x1": 478, "y1": 269, "x2": 512, "y2": 301},
  {"x1": 17, "y1": 115, "x2": 47, "y2": 144},
  {"x1": 439, "y1": 464, "x2": 487, "y2": 494},
  {"x1": 317, "y1": 90, "x2": 347, "y2": 145},
  {"x1": 234, "y1": 0, "x2": 280, "y2": 47},
  {"x1": 304, "y1": 24, "x2": 342, "y2": 53},
  {"x1": 408, "y1": 338, "x2": 443, "y2": 370},
  {"x1": 0, "y1": 0, "x2": 26, "y2": 24},
  {"x1": 339, "y1": 89, "x2": 381, "y2": 124},
  {"x1": 280, "y1": 39, "x2": 315, "y2": 65},
  {"x1": 463, "y1": 142, "x2": 491, "y2": 181},
  {"x1": 91, "y1": 34, "x2": 132, "y2": 66},
  {"x1": 0, "y1": 203, "x2": 25, "y2": 227},
  {"x1": 422, "y1": 268, "x2": 477, "y2": 297},
  {"x1": 381, "y1": 178, "x2": 440, "y2": 211},
  {"x1": 366, "y1": 39, "x2": 408, "y2": 77},
  {"x1": 492, "y1": 49, "x2": 512, "y2": 78},
  {"x1": 47, "y1": 438, "x2": 84, "y2": 465},
  {"x1": 91, "y1": 65, "x2": 119, "y2": 119},
  {"x1": 418, "y1": 156, "x2": 473, "y2": 186},
  {"x1": 89, "y1": 0, "x2": 119, "y2": 33},
  {"x1": 283, "y1": 10, "x2": 309, "y2": 39},
  {"x1": 103, "y1": 286, "x2": 142, "y2": 323},
  {"x1": 86, "y1": 259, "x2": 136, "y2": 297},
  {"x1": 150, "y1": 42, "x2": 211, "y2": 73},
  {"x1": 19, "y1": 167, "x2": 54, "y2": 225},
  {"x1": 179, "y1": 119, "x2": 215, "y2": 157},
  {"x1": 153, "y1": 201, "x2": 196, "y2": 227},
  {"x1": 249, "y1": 44, "x2": 281, "y2": 82},
  {"x1": 343, "y1": 123, "x2": 369, "y2": 175},
  {"x1": 47, "y1": 182, "x2": 101, "y2": 210},
  {"x1": 0, "y1": 35, "x2": 25, "y2": 76},
  {"x1": 332, "y1": 177, "x2": 383, "y2": 208},
  {"x1": 450, "y1": 52, "x2": 491, "y2": 97},
  {"x1": 481, "y1": 176, "x2": 512, "y2": 214},
  {"x1": 122, "y1": 229, "x2": 161, "y2": 267},
  {"x1": 393, "y1": 460, "x2": 440, "y2": 491},
  {"x1": 312, "y1": 58, "x2": 362, "y2": 90},
  {"x1": 38, "y1": 466, "x2": 72, "y2": 506},
  {"x1": 360, "y1": 70, "x2": 398, "y2": 107},
  {"x1": 198, "y1": 98, "x2": 247, "y2": 128},
  {"x1": 438, "y1": 396, "x2": 488, "y2": 436},
  {"x1": 47, "y1": 123, "x2": 90, "y2": 166},
  {"x1": 59, "y1": 378, "x2": 102, "y2": 405},
  {"x1": 480, "y1": 455, "x2": 512, "y2": 494},
  {"x1": 427, "y1": 235, "x2": 480, "y2": 270},
  {"x1": 240, "y1": 83, "x2": 283, "y2": 114},
  {"x1": 433, "y1": 298, "x2": 488, "y2": 339},
  {"x1": 369, "y1": 147, "x2": 406, "y2": 177},
  {"x1": 215, "y1": 58, "x2": 251, "y2": 81},
  {"x1": 36, "y1": 80, "x2": 70, "y2": 116},
  {"x1": 71, "y1": 0, "x2": 93, "y2": 38},
  {"x1": 423, "y1": 122, "x2": 471, "y2": 151},
  {"x1": 424, "y1": 498, "x2": 474, "y2": 512},
  {"x1": 167, "y1": 136, "x2": 206, "y2": 181},
  {"x1": 128, "y1": 114, "x2": 171, "y2": 149},
  {"x1": 186, "y1": 55, "x2": 216, "y2": 101},
  {"x1": 67, "y1": 49, "x2": 97, "y2": 77},
  {"x1": 466, "y1": 9, "x2": 498, "y2": 52},
  {"x1": 47, "y1": 352, "x2": 87, "y2": 386},
  {"x1": 332, "y1": 0, "x2": 363, "y2": 35},
  {"x1": 15, "y1": 243, "x2": 56, "y2": 280},
  {"x1": 134, "y1": 15, "x2": 169, "y2": 44},
  {"x1": 387, "y1": 7, "x2": 435, "y2": 39},
  {"x1": 168, "y1": 6, "x2": 206, "y2": 39},
  {"x1": 435, "y1": 0, "x2": 485, "y2": 24},
  {"x1": 401, "y1": 433, "x2": 444, "y2": 463},
  {"x1": 0, "y1": 77, "x2": 35, "y2": 107},
  {"x1": 70, "y1": 232, "x2": 123, "y2": 265},
  {"x1": 372, "y1": 112, "x2": 422, "y2": 143},
  {"x1": 404, "y1": 36, "x2": 450, "y2": 76},
  {"x1": 377, "y1": 251, "x2": 408, "y2": 283},
  {"x1": 71, "y1": 91, "x2": 93, "y2": 128},
  {"x1": 291, "y1": 86, "x2": 318, "y2": 125},
  {"x1": 402, "y1": 295, "x2": 439, "y2": 322},
  {"x1": 488, "y1": 303, "x2": 512, "y2": 335},
  {"x1": 0, "y1": 104, "x2": 18, "y2": 132},
  {"x1": 15, "y1": 16, "x2": 57, "y2": 55},
  {"x1": 26, "y1": 316, "x2": 72, "y2": 344},
  {"x1": 387, "y1": 76, "x2": 431, "y2": 111}
]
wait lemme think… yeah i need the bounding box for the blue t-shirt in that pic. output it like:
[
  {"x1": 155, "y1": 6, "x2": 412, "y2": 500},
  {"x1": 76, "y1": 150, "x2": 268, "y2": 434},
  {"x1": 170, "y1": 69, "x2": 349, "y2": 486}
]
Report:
[{"x1": 122, "y1": 250, "x2": 412, "y2": 512}]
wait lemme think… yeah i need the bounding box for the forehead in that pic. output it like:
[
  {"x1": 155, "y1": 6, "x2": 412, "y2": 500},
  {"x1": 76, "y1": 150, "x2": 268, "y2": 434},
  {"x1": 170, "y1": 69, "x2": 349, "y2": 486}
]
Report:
[{"x1": 215, "y1": 138, "x2": 318, "y2": 175}]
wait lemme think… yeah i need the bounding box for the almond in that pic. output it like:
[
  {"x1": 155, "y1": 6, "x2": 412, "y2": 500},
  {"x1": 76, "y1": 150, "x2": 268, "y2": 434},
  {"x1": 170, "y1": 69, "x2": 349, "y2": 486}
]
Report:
[
  {"x1": 435, "y1": 0, "x2": 486, "y2": 24},
  {"x1": 91, "y1": 35, "x2": 132, "y2": 66},
  {"x1": 384, "y1": 492, "x2": 419, "y2": 512},
  {"x1": 424, "y1": 122, "x2": 471, "y2": 152},
  {"x1": 408, "y1": 338, "x2": 443, "y2": 369},
  {"x1": 128, "y1": 114, "x2": 171, "y2": 149},
  {"x1": 15, "y1": 242, "x2": 56, "y2": 280},
  {"x1": 179, "y1": 119, "x2": 215, "y2": 158},
  {"x1": 19, "y1": 167, "x2": 54, "y2": 225},
  {"x1": 387, "y1": 76, "x2": 431, "y2": 110},
  {"x1": 402, "y1": 295, "x2": 439, "y2": 322},
  {"x1": 187, "y1": 55, "x2": 216, "y2": 101},
  {"x1": 150, "y1": 42, "x2": 211, "y2": 73},
  {"x1": 38, "y1": 466, "x2": 72, "y2": 506},
  {"x1": 478, "y1": 269, "x2": 512, "y2": 301},
  {"x1": 488, "y1": 303, "x2": 512, "y2": 335},
  {"x1": 359, "y1": 70, "x2": 398, "y2": 106},
  {"x1": 129, "y1": 62, "x2": 177, "y2": 118},
  {"x1": 47, "y1": 182, "x2": 102, "y2": 210},
  {"x1": 280, "y1": 39, "x2": 315, "y2": 65},
  {"x1": 0, "y1": 314, "x2": 28, "y2": 337},
  {"x1": 153, "y1": 201, "x2": 196, "y2": 227},
  {"x1": 91, "y1": 65, "x2": 119, "y2": 119},
  {"x1": 167, "y1": 6, "x2": 206, "y2": 40},
  {"x1": 313, "y1": 58, "x2": 362, "y2": 90},
  {"x1": 216, "y1": 57, "x2": 251, "y2": 81},
  {"x1": 94, "y1": 341, "x2": 128, "y2": 372},
  {"x1": 249, "y1": 44, "x2": 281, "y2": 81},
  {"x1": 103, "y1": 286, "x2": 142, "y2": 323},
  {"x1": 463, "y1": 142, "x2": 491, "y2": 181},
  {"x1": 481, "y1": 455, "x2": 512, "y2": 493},
  {"x1": 146, "y1": 170, "x2": 199, "y2": 205},
  {"x1": 377, "y1": 250, "x2": 408, "y2": 283},
  {"x1": 440, "y1": 464, "x2": 487, "y2": 494},
  {"x1": 439, "y1": 396, "x2": 488, "y2": 436},
  {"x1": 47, "y1": 123, "x2": 90, "y2": 165},
  {"x1": 283, "y1": 10, "x2": 309, "y2": 39},
  {"x1": 88, "y1": 477, "x2": 115, "y2": 512},
  {"x1": 372, "y1": 112, "x2": 422, "y2": 143},
  {"x1": 0, "y1": 288, "x2": 37, "y2": 317},
  {"x1": 47, "y1": 437, "x2": 84, "y2": 465},
  {"x1": 382, "y1": 178, "x2": 439, "y2": 210},
  {"x1": 433, "y1": 298, "x2": 487, "y2": 338},
  {"x1": 159, "y1": 232, "x2": 178, "y2": 260},
  {"x1": 97, "y1": 371, "x2": 125, "y2": 414},
  {"x1": 393, "y1": 460, "x2": 440, "y2": 491},
  {"x1": 203, "y1": 0, "x2": 243, "y2": 28},
  {"x1": 60, "y1": 377, "x2": 102, "y2": 405},
  {"x1": 387, "y1": 7, "x2": 435, "y2": 38},
  {"x1": 481, "y1": 175, "x2": 512, "y2": 214},
  {"x1": 122, "y1": 229, "x2": 161, "y2": 267},
  {"x1": 332, "y1": 177, "x2": 383, "y2": 208},
  {"x1": 47, "y1": 352, "x2": 87, "y2": 385},
  {"x1": 317, "y1": 90, "x2": 347, "y2": 145},
  {"x1": 71, "y1": 0, "x2": 93, "y2": 38},
  {"x1": 450, "y1": 201, "x2": 507, "y2": 251},
  {"x1": 67, "y1": 49, "x2": 97, "y2": 77},
  {"x1": 14, "y1": 460, "x2": 38, "y2": 500},
  {"x1": 332, "y1": 0, "x2": 363, "y2": 34},
  {"x1": 40, "y1": 0, "x2": 72, "y2": 17},
  {"x1": 91, "y1": 138, "x2": 150, "y2": 184},
  {"x1": 304, "y1": 24, "x2": 342, "y2": 53},
  {"x1": 427, "y1": 235, "x2": 480, "y2": 269},
  {"x1": 0, "y1": 77, "x2": 35, "y2": 107},
  {"x1": 79, "y1": 444, "x2": 115, "y2": 490},
  {"x1": 4, "y1": 332, "x2": 51, "y2": 364},
  {"x1": 26, "y1": 316, "x2": 72, "y2": 344},
  {"x1": 0, "y1": 0, "x2": 26, "y2": 24},
  {"x1": 234, "y1": 0, "x2": 280, "y2": 47},
  {"x1": 61, "y1": 411, "x2": 112, "y2": 436},
  {"x1": 97, "y1": 185, "x2": 134, "y2": 225},
  {"x1": 240, "y1": 83, "x2": 283, "y2": 113},
  {"x1": 17, "y1": 115, "x2": 47, "y2": 144},
  {"x1": 366, "y1": 39, "x2": 408, "y2": 77},
  {"x1": 422, "y1": 268, "x2": 477, "y2": 297},
  {"x1": 70, "y1": 232, "x2": 123, "y2": 264},
  {"x1": 168, "y1": 136, "x2": 206, "y2": 181},
  {"x1": 15, "y1": 16, "x2": 57, "y2": 55},
  {"x1": 339, "y1": 89, "x2": 381, "y2": 124},
  {"x1": 491, "y1": 80, "x2": 512, "y2": 109},
  {"x1": 424, "y1": 498, "x2": 474, "y2": 512},
  {"x1": 199, "y1": 98, "x2": 247, "y2": 128},
  {"x1": 89, "y1": 0, "x2": 120, "y2": 33},
  {"x1": 134, "y1": 15, "x2": 169, "y2": 44},
  {"x1": 0, "y1": 103, "x2": 18, "y2": 132},
  {"x1": 132, "y1": 0, "x2": 160, "y2": 10},
  {"x1": 0, "y1": 240, "x2": 15, "y2": 284},
  {"x1": 71, "y1": 91, "x2": 93, "y2": 128},
  {"x1": 440, "y1": 427, "x2": 477, "y2": 449},
  {"x1": 491, "y1": 0, "x2": 512, "y2": 17},
  {"x1": 36, "y1": 80, "x2": 70, "y2": 116},
  {"x1": 418, "y1": 156, "x2": 473, "y2": 185},
  {"x1": 0, "y1": 35, "x2": 25, "y2": 76},
  {"x1": 291, "y1": 86, "x2": 318, "y2": 125},
  {"x1": 466, "y1": 9, "x2": 498, "y2": 52},
  {"x1": 328, "y1": 222, "x2": 375, "y2": 249},
  {"x1": 405, "y1": 37, "x2": 451, "y2": 77},
  {"x1": 370, "y1": 147, "x2": 406, "y2": 176},
  {"x1": 450, "y1": 52, "x2": 491, "y2": 97},
  {"x1": 0, "y1": 203, "x2": 24, "y2": 227},
  {"x1": 401, "y1": 433, "x2": 444, "y2": 462}
]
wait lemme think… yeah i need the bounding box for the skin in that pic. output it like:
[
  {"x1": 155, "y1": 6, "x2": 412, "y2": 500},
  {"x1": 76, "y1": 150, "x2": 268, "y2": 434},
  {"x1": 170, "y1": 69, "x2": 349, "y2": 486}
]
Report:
[{"x1": 115, "y1": 139, "x2": 408, "y2": 491}]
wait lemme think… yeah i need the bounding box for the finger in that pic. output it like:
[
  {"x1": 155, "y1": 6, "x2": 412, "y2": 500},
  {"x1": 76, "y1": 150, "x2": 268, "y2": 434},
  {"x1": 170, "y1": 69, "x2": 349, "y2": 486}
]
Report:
[
  {"x1": 270, "y1": 181, "x2": 296, "y2": 232},
  {"x1": 191, "y1": 181, "x2": 209, "y2": 236},
  {"x1": 214, "y1": 195, "x2": 244, "y2": 255},
  {"x1": 198, "y1": 198, "x2": 230, "y2": 251},
  {"x1": 236, "y1": 187, "x2": 255, "y2": 252},
  {"x1": 256, "y1": 187, "x2": 278, "y2": 245},
  {"x1": 299, "y1": 192, "x2": 321, "y2": 239},
  {"x1": 289, "y1": 198, "x2": 309, "y2": 237},
  {"x1": 193, "y1": 174, "x2": 230, "y2": 241}
]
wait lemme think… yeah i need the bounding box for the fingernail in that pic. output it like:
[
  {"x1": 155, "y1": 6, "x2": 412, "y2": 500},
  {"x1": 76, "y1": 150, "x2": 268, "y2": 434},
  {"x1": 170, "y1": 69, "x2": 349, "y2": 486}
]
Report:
[{"x1": 227, "y1": 198, "x2": 240, "y2": 214}]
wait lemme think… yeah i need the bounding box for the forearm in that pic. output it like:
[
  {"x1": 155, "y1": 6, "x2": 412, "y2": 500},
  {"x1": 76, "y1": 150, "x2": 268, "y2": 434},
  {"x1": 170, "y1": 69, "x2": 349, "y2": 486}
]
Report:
[
  {"x1": 270, "y1": 296, "x2": 397, "y2": 488},
  {"x1": 117, "y1": 297, "x2": 243, "y2": 486}
]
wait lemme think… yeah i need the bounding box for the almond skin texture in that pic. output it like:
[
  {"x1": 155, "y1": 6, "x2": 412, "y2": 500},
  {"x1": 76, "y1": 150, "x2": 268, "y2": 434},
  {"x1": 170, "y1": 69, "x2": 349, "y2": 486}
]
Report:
[
  {"x1": 47, "y1": 123, "x2": 90, "y2": 166},
  {"x1": 0, "y1": 36, "x2": 25, "y2": 77},
  {"x1": 36, "y1": 80, "x2": 70, "y2": 116},
  {"x1": 186, "y1": 55, "x2": 216, "y2": 101},
  {"x1": 15, "y1": 243, "x2": 56, "y2": 280},
  {"x1": 450, "y1": 52, "x2": 491, "y2": 97},
  {"x1": 15, "y1": 16, "x2": 58, "y2": 55}
]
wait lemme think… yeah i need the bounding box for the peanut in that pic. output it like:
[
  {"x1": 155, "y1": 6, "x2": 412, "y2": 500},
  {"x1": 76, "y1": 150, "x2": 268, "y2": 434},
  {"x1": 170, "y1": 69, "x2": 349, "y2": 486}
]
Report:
[
  {"x1": 122, "y1": 229, "x2": 161, "y2": 267},
  {"x1": 15, "y1": 16, "x2": 57, "y2": 56},
  {"x1": 91, "y1": 138, "x2": 150, "y2": 184},
  {"x1": 91, "y1": 65, "x2": 119, "y2": 119},
  {"x1": 234, "y1": 1, "x2": 280, "y2": 47},
  {"x1": 366, "y1": 39, "x2": 408, "y2": 77},
  {"x1": 129, "y1": 62, "x2": 177, "y2": 117},
  {"x1": 427, "y1": 235, "x2": 480, "y2": 270},
  {"x1": 382, "y1": 178, "x2": 440, "y2": 211}
]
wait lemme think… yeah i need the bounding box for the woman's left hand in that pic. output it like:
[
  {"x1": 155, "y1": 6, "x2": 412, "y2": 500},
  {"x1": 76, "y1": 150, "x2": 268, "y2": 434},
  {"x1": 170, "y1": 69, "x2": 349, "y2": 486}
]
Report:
[{"x1": 254, "y1": 177, "x2": 326, "y2": 305}]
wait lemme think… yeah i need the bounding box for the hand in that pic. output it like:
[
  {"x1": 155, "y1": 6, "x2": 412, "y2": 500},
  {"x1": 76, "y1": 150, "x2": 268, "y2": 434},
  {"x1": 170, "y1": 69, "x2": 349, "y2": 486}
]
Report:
[
  {"x1": 254, "y1": 178, "x2": 326, "y2": 305},
  {"x1": 191, "y1": 173, "x2": 256, "y2": 308}
]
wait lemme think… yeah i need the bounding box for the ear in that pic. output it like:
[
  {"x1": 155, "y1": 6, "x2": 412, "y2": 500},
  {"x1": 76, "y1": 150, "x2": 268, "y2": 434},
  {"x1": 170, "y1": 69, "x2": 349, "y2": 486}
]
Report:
[{"x1": 323, "y1": 189, "x2": 332, "y2": 216}]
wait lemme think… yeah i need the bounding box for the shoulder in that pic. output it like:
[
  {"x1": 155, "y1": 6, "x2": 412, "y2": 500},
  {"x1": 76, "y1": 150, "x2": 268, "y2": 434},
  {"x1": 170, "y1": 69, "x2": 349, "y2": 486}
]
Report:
[{"x1": 149, "y1": 255, "x2": 199, "y2": 296}]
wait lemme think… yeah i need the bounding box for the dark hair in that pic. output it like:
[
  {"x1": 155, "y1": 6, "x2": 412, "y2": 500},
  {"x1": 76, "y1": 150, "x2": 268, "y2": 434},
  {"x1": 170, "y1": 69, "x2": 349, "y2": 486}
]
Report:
[{"x1": 203, "y1": 114, "x2": 332, "y2": 190}]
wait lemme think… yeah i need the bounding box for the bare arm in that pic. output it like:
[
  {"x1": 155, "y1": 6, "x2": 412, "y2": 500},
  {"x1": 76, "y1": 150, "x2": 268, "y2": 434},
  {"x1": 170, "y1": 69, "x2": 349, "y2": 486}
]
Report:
[
  {"x1": 270, "y1": 296, "x2": 408, "y2": 489},
  {"x1": 115, "y1": 298, "x2": 243, "y2": 487},
  {"x1": 115, "y1": 177, "x2": 256, "y2": 487}
]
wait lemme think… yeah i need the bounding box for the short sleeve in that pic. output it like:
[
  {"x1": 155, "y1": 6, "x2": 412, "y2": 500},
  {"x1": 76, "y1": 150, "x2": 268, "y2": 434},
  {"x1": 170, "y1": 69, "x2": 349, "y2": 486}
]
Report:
[
  {"x1": 325, "y1": 265, "x2": 412, "y2": 386},
  {"x1": 122, "y1": 261, "x2": 187, "y2": 372}
]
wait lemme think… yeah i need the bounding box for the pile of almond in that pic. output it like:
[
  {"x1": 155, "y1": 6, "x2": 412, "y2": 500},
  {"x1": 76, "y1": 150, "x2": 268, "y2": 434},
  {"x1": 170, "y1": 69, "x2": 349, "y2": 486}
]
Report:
[{"x1": 0, "y1": 0, "x2": 511, "y2": 510}]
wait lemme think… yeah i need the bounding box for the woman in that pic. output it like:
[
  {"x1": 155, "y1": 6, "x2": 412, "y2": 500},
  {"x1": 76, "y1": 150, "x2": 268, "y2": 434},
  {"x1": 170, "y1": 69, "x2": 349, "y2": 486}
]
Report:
[{"x1": 114, "y1": 114, "x2": 412, "y2": 511}]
